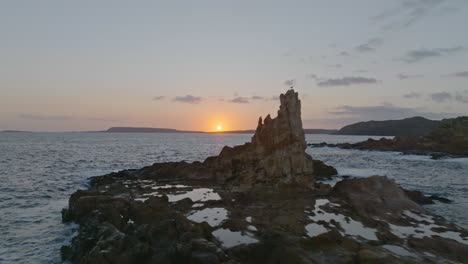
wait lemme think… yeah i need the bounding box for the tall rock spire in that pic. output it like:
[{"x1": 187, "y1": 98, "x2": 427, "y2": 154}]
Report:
[{"x1": 204, "y1": 89, "x2": 315, "y2": 188}]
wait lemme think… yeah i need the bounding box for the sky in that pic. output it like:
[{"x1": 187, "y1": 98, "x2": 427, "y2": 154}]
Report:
[{"x1": 1, "y1": 0, "x2": 467, "y2": 132}]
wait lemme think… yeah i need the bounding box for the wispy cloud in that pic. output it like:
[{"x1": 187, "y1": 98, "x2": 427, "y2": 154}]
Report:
[
  {"x1": 229, "y1": 97, "x2": 249, "y2": 104},
  {"x1": 339, "y1": 51, "x2": 349, "y2": 56},
  {"x1": 18, "y1": 114, "x2": 123, "y2": 123},
  {"x1": 153, "y1": 96, "x2": 165, "y2": 101},
  {"x1": 284, "y1": 79, "x2": 296, "y2": 87},
  {"x1": 251, "y1": 96, "x2": 264, "y2": 100},
  {"x1": 173, "y1": 95, "x2": 202, "y2": 104},
  {"x1": 403, "y1": 46, "x2": 464, "y2": 63},
  {"x1": 355, "y1": 38, "x2": 384, "y2": 52},
  {"x1": 317, "y1": 76, "x2": 379, "y2": 87},
  {"x1": 328, "y1": 64, "x2": 343, "y2": 68},
  {"x1": 431, "y1": 92, "x2": 452, "y2": 103},
  {"x1": 19, "y1": 114, "x2": 75, "y2": 121},
  {"x1": 403, "y1": 92, "x2": 421, "y2": 98},
  {"x1": 373, "y1": 0, "x2": 451, "y2": 31},
  {"x1": 430, "y1": 91, "x2": 468, "y2": 103},
  {"x1": 452, "y1": 71, "x2": 468, "y2": 77},
  {"x1": 398, "y1": 73, "x2": 424, "y2": 80}
]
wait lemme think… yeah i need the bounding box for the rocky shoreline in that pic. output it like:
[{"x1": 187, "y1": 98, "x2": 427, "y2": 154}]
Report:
[
  {"x1": 308, "y1": 117, "x2": 468, "y2": 159},
  {"x1": 61, "y1": 90, "x2": 468, "y2": 263}
]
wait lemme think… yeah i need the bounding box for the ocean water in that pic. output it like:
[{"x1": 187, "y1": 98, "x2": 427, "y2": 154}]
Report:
[{"x1": 0, "y1": 132, "x2": 467, "y2": 263}]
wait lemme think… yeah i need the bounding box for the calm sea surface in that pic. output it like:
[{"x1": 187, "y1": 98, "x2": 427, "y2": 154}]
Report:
[{"x1": 1, "y1": 132, "x2": 467, "y2": 263}]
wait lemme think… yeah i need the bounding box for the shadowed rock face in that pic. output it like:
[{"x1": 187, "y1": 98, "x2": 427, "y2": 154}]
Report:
[{"x1": 203, "y1": 89, "x2": 314, "y2": 188}]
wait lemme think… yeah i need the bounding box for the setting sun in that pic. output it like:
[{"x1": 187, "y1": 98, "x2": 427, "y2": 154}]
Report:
[{"x1": 216, "y1": 124, "x2": 223, "y2": 131}]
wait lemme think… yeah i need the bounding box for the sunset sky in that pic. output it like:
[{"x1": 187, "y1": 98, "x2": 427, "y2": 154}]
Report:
[{"x1": 1, "y1": 0, "x2": 468, "y2": 132}]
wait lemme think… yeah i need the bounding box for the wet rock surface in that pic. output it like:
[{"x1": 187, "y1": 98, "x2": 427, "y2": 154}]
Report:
[{"x1": 62, "y1": 91, "x2": 468, "y2": 263}]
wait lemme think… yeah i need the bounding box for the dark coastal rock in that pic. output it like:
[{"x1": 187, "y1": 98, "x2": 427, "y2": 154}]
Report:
[
  {"x1": 332, "y1": 176, "x2": 422, "y2": 218},
  {"x1": 311, "y1": 159, "x2": 338, "y2": 180},
  {"x1": 403, "y1": 189, "x2": 434, "y2": 205}
]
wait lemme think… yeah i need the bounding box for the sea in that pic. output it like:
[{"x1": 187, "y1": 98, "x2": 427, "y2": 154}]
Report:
[{"x1": 1, "y1": 132, "x2": 467, "y2": 263}]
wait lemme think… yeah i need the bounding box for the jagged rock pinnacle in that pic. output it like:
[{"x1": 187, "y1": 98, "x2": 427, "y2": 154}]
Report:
[{"x1": 204, "y1": 89, "x2": 315, "y2": 188}]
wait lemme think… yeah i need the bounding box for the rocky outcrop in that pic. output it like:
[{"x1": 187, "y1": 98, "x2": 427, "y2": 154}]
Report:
[
  {"x1": 203, "y1": 89, "x2": 314, "y2": 188},
  {"x1": 332, "y1": 176, "x2": 422, "y2": 218}
]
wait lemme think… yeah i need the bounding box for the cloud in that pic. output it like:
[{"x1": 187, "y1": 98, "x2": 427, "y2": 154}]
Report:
[
  {"x1": 330, "y1": 103, "x2": 456, "y2": 120},
  {"x1": 284, "y1": 79, "x2": 296, "y2": 87},
  {"x1": 403, "y1": 92, "x2": 421, "y2": 98},
  {"x1": 173, "y1": 95, "x2": 202, "y2": 104},
  {"x1": 452, "y1": 71, "x2": 468, "y2": 77},
  {"x1": 329, "y1": 64, "x2": 343, "y2": 68},
  {"x1": 317, "y1": 76, "x2": 379, "y2": 87},
  {"x1": 339, "y1": 51, "x2": 349, "y2": 56},
  {"x1": 431, "y1": 92, "x2": 452, "y2": 103},
  {"x1": 355, "y1": 38, "x2": 384, "y2": 52},
  {"x1": 19, "y1": 114, "x2": 75, "y2": 121},
  {"x1": 229, "y1": 97, "x2": 249, "y2": 104},
  {"x1": 398, "y1": 73, "x2": 424, "y2": 80},
  {"x1": 403, "y1": 46, "x2": 464, "y2": 63},
  {"x1": 373, "y1": 0, "x2": 450, "y2": 31},
  {"x1": 153, "y1": 96, "x2": 165, "y2": 101},
  {"x1": 18, "y1": 114, "x2": 123, "y2": 123},
  {"x1": 430, "y1": 91, "x2": 468, "y2": 103},
  {"x1": 251, "y1": 96, "x2": 264, "y2": 100},
  {"x1": 309, "y1": 74, "x2": 319, "y2": 80}
]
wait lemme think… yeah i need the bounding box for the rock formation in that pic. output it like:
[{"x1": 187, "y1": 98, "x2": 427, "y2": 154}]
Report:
[
  {"x1": 203, "y1": 89, "x2": 314, "y2": 188},
  {"x1": 61, "y1": 90, "x2": 468, "y2": 264}
]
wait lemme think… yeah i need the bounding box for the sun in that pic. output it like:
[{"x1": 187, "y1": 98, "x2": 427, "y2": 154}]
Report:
[{"x1": 216, "y1": 124, "x2": 223, "y2": 131}]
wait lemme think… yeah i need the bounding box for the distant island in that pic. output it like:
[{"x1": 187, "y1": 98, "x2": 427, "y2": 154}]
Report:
[{"x1": 1, "y1": 130, "x2": 32, "y2": 133}]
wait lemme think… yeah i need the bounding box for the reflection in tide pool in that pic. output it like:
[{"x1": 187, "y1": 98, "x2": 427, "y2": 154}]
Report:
[
  {"x1": 167, "y1": 188, "x2": 221, "y2": 202},
  {"x1": 212, "y1": 228, "x2": 259, "y2": 248},
  {"x1": 306, "y1": 199, "x2": 378, "y2": 241},
  {"x1": 187, "y1": 208, "x2": 228, "y2": 227}
]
